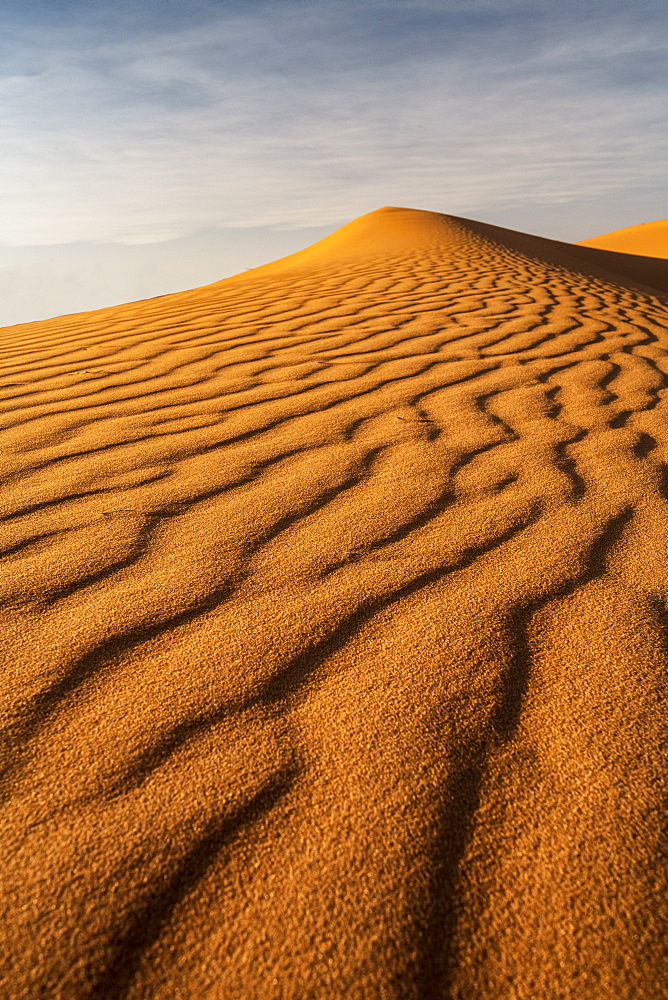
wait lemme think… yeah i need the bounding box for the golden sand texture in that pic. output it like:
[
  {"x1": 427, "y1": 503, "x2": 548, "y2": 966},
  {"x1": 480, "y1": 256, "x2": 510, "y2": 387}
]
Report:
[
  {"x1": 577, "y1": 219, "x2": 668, "y2": 260},
  {"x1": 1, "y1": 206, "x2": 667, "y2": 1000}
]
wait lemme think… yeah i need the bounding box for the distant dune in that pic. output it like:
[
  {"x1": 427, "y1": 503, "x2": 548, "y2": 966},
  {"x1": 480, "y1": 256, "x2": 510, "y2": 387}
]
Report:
[
  {"x1": 1, "y1": 207, "x2": 667, "y2": 999},
  {"x1": 576, "y1": 218, "x2": 668, "y2": 259}
]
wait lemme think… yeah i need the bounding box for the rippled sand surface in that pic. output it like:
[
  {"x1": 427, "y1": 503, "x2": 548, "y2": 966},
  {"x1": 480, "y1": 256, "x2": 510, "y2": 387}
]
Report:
[{"x1": 1, "y1": 207, "x2": 668, "y2": 999}]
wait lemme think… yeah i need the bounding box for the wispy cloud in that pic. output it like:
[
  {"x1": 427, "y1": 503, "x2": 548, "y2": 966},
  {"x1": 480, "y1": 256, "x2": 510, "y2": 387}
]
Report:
[{"x1": 1, "y1": 0, "x2": 664, "y2": 247}]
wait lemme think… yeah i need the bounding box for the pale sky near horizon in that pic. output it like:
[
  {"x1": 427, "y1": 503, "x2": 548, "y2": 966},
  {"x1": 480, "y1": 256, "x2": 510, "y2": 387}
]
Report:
[{"x1": 1, "y1": 0, "x2": 665, "y2": 326}]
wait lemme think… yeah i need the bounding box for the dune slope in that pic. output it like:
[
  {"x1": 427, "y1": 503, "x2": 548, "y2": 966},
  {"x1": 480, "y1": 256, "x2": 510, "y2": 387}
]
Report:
[
  {"x1": 576, "y1": 219, "x2": 668, "y2": 260},
  {"x1": 1, "y1": 207, "x2": 667, "y2": 1000}
]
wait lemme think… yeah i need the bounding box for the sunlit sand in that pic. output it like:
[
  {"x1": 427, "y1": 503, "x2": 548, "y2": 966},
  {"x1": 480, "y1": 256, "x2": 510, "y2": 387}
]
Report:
[
  {"x1": 1, "y1": 207, "x2": 667, "y2": 999},
  {"x1": 577, "y1": 218, "x2": 668, "y2": 259}
]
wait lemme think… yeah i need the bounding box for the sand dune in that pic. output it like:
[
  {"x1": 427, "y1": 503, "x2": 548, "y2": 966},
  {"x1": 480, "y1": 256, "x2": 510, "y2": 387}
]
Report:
[
  {"x1": 1, "y1": 206, "x2": 667, "y2": 999},
  {"x1": 577, "y1": 219, "x2": 668, "y2": 260}
]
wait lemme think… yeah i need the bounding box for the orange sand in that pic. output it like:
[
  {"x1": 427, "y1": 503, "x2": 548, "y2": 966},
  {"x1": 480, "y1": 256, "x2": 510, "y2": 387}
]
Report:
[
  {"x1": 577, "y1": 219, "x2": 668, "y2": 259},
  {"x1": 1, "y1": 207, "x2": 667, "y2": 999}
]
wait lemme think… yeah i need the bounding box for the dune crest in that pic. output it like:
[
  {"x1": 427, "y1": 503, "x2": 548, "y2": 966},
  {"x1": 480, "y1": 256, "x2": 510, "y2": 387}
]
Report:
[
  {"x1": 576, "y1": 219, "x2": 668, "y2": 259},
  {"x1": 236, "y1": 206, "x2": 466, "y2": 274},
  {"x1": 1, "y1": 208, "x2": 667, "y2": 999}
]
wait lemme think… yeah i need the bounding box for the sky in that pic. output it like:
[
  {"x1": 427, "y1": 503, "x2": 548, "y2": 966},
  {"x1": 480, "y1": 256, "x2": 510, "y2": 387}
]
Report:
[{"x1": 1, "y1": 0, "x2": 665, "y2": 326}]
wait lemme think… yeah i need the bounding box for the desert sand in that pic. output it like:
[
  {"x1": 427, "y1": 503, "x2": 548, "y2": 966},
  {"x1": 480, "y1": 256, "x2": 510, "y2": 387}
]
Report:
[
  {"x1": 1, "y1": 206, "x2": 667, "y2": 999},
  {"x1": 577, "y1": 219, "x2": 668, "y2": 259}
]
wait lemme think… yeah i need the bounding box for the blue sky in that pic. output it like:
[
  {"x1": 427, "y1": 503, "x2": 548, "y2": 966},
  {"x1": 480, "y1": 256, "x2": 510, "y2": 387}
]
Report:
[{"x1": 1, "y1": 0, "x2": 665, "y2": 324}]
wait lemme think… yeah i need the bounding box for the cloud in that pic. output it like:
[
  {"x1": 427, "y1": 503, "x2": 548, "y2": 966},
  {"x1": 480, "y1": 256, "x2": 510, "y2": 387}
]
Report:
[{"x1": 0, "y1": 0, "x2": 665, "y2": 247}]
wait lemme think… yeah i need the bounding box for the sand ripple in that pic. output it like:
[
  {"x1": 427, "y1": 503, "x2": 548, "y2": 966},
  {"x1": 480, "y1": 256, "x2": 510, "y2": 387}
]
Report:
[{"x1": 0, "y1": 209, "x2": 667, "y2": 999}]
